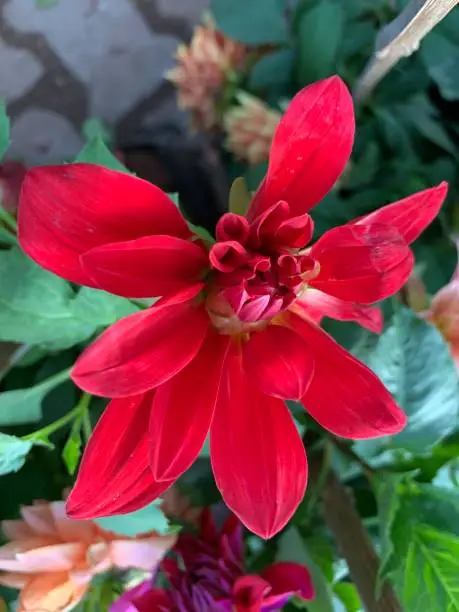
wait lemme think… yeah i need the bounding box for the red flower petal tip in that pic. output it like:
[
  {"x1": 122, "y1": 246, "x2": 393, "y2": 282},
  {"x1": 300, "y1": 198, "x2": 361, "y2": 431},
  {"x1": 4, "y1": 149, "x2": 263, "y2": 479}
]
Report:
[
  {"x1": 247, "y1": 74, "x2": 355, "y2": 220},
  {"x1": 355, "y1": 182, "x2": 448, "y2": 245},
  {"x1": 377, "y1": 405, "x2": 408, "y2": 437},
  {"x1": 262, "y1": 561, "x2": 315, "y2": 602}
]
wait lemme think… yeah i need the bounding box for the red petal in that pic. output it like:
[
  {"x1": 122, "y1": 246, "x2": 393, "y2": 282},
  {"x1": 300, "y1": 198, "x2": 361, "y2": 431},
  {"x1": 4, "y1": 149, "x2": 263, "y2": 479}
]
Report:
[
  {"x1": 248, "y1": 76, "x2": 354, "y2": 220},
  {"x1": 81, "y1": 235, "x2": 208, "y2": 298},
  {"x1": 354, "y1": 183, "x2": 448, "y2": 245},
  {"x1": 210, "y1": 346, "x2": 307, "y2": 538},
  {"x1": 71, "y1": 288, "x2": 208, "y2": 397},
  {"x1": 111, "y1": 585, "x2": 170, "y2": 612},
  {"x1": 233, "y1": 575, "x2": 271, "y2": 612},
  {"x1": 276, "y1": 213, "x2": 314, "y2": 249},
  {"x1": 310, "y1": 223, "x2": 414, "y2": 304},
  {"x1": 66, "y1": 393, "x2": 172, "y2": 519},
  {"x1": 18, "y1": 164, "x2": 189, "y2": 286},
  {"x1": 294, "y1": 289, "x2": 383, "y2": 333},
  {"x1": 262, "y1": 562, "x2": 315, "y2": 601},
  {"x1": 210, "y1": 240, "x2": 249, "y2": 273},
  {"x1": 243, "y1": 324, "x2": 314, "y2": 400},
  {"x1": 286, "y1": 313, "x2": 407, "y2": 438},
  {"x1": 149, "y1": 330, "x2": 230, "y2": 481}
]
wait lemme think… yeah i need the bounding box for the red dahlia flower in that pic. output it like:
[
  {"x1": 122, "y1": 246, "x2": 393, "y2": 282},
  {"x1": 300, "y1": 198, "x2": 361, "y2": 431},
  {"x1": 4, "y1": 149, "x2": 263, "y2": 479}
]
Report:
[
  {"x1": 18, "y1": 76, "x2": 447, "y2": 538},
  {"x1": 111, "y1": 509, "x2": 314, "y2": 611}
]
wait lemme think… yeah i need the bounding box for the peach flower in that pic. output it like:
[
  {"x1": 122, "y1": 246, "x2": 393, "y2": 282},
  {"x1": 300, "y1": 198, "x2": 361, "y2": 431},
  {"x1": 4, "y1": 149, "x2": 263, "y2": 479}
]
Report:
[
  {"x1": 166, "y1": 16, "x2": 247, "y2": 131},
  {"x1": 0, "y1": 501, "x2": 176, "y2": 612},
  {"x1": 224, "y1": 93, "x2": 282, "y2": 164},
  {"x1": 425, "y1": 280, "x2": 459, "y2": 368},
  {"x1": 405, "y1": 240, "x2": 459, "y2": 370}
]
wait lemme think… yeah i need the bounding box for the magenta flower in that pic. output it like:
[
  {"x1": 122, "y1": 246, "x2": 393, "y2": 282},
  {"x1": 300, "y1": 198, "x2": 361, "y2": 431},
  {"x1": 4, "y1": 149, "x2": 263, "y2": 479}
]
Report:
[{"x1": 111, "y1": 510, "x2": 314, "y2": 612}]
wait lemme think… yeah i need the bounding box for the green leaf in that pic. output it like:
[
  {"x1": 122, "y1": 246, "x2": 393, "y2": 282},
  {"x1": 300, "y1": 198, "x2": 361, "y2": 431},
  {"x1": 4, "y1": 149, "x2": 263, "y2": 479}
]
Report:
[
  {"x1": 365, "y1": 306, "x2": 459, "y2": 452},
  {"x1": 187, "y1": 222, "x2": 216, "y2": 244},
  {"x1": 312, "y1": 192, "x2": 359, "y2": 238},
  {"x1": 421, "y1": 32, "x2": 459, "y2": 100},
  {"x1": 374, "y1": 107, "x2": 413, "y2": 155},
  {"x1": 395, "y1": 95, "x2": 457, "y2": 156},
  {"x1": 413, "y1": 238, "x2": 457, "y2": 295},
  {"x1": 167, "y1": 193, "x2": 180, "y2": 207},
  {"x1": 374, "y1": 474, "x2": 406, "y2": 583},
  {"x1": 0, "y1": 100, "x2": 10, "y2": 160},
  {"x1": 95, "y1": 501, "x2": 170, "y2": 536},
  {"x1": 433, "y1": 462, "x2": 459, "y2": 489},
  {"x1": 200, "y1": 435, "x2": 210, "y2": 457},
  {"x1": 402, "y1": 527, "x2": 459, "y2": 611},
  {"x1": 228, "y1": 177, "x2": 251, "y2": 216},
  {"x1": 300, "y1": 534, "x2": 334, "y2": 583},
  {"x1": 0, "y1": 368, "x2": 70, "y2": 427},
  {"x1": 35, "y1": 0, "x2": 59, "y2": 7},
  {"x1": 71, "y1": 287, "x2": 139, "y2": 327},
  {"x1": 0, "y1": 227, "x2": 17, "y2": 247},
  {"x1": 345, "y1": 142, "x2": 380, "y2": 190},
  {"x1": 211, "y1": 0, "x2": 288, "y2": 45},
  {"x1": 377, "y1": 477, "x2": 459, "y2": 611},
  {"x1": 333, "y1": 583, "x2": 361, "y2": 612},
  {"x1": 15, "y1": 346, "x2": 49, "y2": 368},
  {"x1": 374, "y1": 56, "x2": 430, "y2": 106},
  {"x1": 62, "y1": 417, "x2": 82, "y2": 475},
  {"x1": 434, "y1": 7, "x2": 459, "y2": 47},
  {"x1": 276, "y1": 527, "x2": 334, "y2": 612},
  {"x1": 0, "y1": 248, "x2": 95, "y2": 349},
  {"x1": 249, "y1": 49, "x2": 294, "y2": 91},
  {"x1": 82, "y1": 117, "x2": 113, "y2": 146},
  {"x1": 296, "y1": 0, "x2": 344, "y2": 85},
  {"x1": 0, "y1": 434, "x2": 34, "y2": 475},
  {"x1": 244, "y1": 162, "x2": 267, "y2": 192},
  {"x1": 75, "y1": 134, "x2": 128, "y2": 172}
]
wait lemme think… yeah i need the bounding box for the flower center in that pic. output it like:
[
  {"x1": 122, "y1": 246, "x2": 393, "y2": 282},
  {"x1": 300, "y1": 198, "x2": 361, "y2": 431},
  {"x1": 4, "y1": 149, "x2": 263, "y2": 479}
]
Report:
[{"x1": 205, "y1": 205, "x2": 319, "y2": 335}]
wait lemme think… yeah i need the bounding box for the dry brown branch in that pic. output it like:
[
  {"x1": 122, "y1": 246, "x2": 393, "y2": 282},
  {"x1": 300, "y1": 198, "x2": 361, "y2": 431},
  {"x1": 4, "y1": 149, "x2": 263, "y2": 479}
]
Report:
[
  {"x1": 354, "y1": 0, "x2": 459, "y2": 101},
  {"x1": 322, "y1": 470, "x2": 403, "y2": 612}
]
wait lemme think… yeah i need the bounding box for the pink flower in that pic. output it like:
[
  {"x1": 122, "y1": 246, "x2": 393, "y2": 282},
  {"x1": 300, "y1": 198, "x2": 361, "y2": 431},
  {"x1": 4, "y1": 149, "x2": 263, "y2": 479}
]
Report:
[
  {"x1": 18, "y1": 76, "x2": 447, "y2": 538},
  {"x1": 0, "y1": 501, "x2": 176, "y2": 612}
]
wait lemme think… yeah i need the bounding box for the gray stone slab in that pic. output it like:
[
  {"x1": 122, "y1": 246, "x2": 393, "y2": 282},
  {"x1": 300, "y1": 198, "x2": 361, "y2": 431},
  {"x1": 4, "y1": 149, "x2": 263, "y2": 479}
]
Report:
[
  {"x1": 8, "y1": 109, "x2": 83, "y2": 164},
  {"x1": 0, "y1": 37, "x2": 43, "y2": 103},
  {"x1": 157, "y1": 0, "x2": 208, "y2": 23},
  {"x1": 4, "y1": 0, "x2": 180, "y2": 121},
  {"x1": 0, "y1": 0, "x2": 209, "y2": 163}
]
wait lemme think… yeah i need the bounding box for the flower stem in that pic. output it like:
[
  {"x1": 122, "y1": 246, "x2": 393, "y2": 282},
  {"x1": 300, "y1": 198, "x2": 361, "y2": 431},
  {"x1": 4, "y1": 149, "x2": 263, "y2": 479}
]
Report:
[
  {"x1": 0, "y1": 205, "x2": 17, "y2": 234},
  {"x1": 322, "y1": 470, "x2": 402, "y2": 611},
  {"x1": 304, "y1": 431, "x2": 402, "y2": 610},
  {"x1": 81, "y1": 397, "x2": 93, "y2": 442},
  {"x1": 331, "y1": 437, "x2": 376, "y2": 478},
  {"x1": 0, "y1": 226, "x2": 17, "y2": 245},
  {"x1": 23, "y1": 389, "x2": 91, "y2": 442},
  {"x1": 303, "y1": 439, "x2": 332, "y2": 517}
]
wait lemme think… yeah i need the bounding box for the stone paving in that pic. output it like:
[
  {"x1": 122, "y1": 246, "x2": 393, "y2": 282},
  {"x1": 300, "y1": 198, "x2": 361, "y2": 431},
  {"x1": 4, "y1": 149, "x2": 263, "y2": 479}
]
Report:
[{"x1": 0, "y1": 0, "x2": 208, "y2": 164}]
